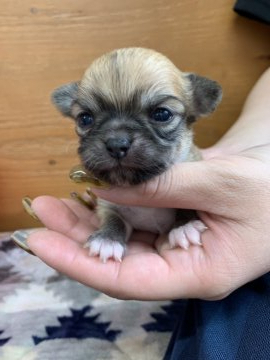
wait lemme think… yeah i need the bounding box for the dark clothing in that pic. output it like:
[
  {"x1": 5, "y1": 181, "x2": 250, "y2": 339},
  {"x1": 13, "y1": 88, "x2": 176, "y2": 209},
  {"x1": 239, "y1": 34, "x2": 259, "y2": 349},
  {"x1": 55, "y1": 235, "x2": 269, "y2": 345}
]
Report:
[
  {"x1": 164, "y1": 273, "x2": 270, "y2": 359},
  {"x1": 234, "y1": 0, "x2": 270, "y2": 24}
]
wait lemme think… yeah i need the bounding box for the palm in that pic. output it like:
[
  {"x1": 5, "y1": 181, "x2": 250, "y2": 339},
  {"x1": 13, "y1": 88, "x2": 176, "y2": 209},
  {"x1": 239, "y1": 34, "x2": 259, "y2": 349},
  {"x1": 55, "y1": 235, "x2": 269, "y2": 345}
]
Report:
[{"x1": 28, "y1": 196, "x2": 242, "y2": 301}]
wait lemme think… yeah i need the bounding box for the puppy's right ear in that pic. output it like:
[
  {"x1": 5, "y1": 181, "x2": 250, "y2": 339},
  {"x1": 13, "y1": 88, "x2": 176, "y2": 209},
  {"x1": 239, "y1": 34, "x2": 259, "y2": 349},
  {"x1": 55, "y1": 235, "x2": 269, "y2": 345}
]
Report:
[{"x1": 51, "y1": 82, "x2": 79, "y2": 117}]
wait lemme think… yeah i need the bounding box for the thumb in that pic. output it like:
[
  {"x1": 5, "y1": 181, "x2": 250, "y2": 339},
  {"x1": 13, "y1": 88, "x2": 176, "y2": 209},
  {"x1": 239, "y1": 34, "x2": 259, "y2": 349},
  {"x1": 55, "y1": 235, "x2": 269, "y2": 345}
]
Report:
[{"x1": 92, "y1": 158, "x2": 233, "y2": 213}]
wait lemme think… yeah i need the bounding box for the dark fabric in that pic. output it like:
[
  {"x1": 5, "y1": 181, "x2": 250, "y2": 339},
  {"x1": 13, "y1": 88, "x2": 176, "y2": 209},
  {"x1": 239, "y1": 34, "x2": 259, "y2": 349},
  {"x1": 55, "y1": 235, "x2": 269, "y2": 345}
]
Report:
[
  {"x1": 164, "y1": 273, "x2": 270, "y2": 360},
  {"x1": 234, "y1": 0, "x2": 270, "y2": 24}
]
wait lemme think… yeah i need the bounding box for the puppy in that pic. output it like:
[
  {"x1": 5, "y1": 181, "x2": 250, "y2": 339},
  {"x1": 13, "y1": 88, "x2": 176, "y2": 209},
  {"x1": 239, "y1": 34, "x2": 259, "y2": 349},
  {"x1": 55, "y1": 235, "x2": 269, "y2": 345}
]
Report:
[{"x1": 52, "y1": 48, "x2": 222, "y2": 262}]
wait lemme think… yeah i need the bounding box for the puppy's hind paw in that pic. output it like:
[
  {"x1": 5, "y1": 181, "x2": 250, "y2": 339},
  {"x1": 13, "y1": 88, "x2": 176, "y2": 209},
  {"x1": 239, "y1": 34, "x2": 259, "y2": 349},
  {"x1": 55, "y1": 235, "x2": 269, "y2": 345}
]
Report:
[
  {"x1": 168, "y1": 220, "x2": 207, "y2": 250},
  {"x1": 85, "y1": 234, "x2": 125, "y2": 263}
]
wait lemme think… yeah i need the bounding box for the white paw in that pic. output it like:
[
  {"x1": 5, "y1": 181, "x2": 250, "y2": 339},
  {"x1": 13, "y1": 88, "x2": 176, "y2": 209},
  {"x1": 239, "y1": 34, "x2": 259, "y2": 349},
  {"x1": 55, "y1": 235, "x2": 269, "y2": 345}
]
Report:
[
  {"x1": 168, "y1": 220, "x2": 207, "y2": 250},
  {"x1": 85, "y1": 236, "x2": 125, "y2": 263}
]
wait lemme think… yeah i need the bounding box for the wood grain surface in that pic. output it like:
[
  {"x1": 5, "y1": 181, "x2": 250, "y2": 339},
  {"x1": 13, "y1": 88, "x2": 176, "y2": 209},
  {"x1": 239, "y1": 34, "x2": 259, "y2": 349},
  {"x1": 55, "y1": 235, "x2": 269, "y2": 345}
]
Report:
[{"x1": 1, "y1": 0, "x2": 270, "y2": 230}]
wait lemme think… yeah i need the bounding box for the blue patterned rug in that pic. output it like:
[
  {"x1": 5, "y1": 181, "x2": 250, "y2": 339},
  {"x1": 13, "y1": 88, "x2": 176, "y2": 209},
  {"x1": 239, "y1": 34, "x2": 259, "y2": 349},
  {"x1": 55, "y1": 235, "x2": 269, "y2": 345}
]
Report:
[{"x1": 0, "y1": 231, "x2": 185, "y2": 360}]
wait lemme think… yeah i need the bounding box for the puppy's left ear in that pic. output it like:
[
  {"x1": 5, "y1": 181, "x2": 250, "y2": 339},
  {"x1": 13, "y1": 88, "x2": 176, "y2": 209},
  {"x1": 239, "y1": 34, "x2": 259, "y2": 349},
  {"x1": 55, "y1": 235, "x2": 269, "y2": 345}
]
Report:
[
  {"x1": 186, "y1": 73, "x2": 222, "y2": 119},
  {"x1": 51, "y1": 82, "x2": 79, "y2": 117}
]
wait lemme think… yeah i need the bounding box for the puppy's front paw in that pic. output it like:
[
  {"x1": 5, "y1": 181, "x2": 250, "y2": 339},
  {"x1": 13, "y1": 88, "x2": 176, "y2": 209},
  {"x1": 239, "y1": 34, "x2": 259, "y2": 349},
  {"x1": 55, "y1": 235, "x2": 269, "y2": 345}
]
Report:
[
  {"x1": 85, "y1": 233, "x2": 125, "y2": 262},
  {"x1": 168, "y1": 220, "x2": 207, "y2": 250}
]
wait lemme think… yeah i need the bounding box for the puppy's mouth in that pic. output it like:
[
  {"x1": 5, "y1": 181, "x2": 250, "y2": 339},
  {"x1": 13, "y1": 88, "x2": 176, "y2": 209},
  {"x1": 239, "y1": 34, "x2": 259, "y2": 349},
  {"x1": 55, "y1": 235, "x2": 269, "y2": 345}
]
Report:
[{"x1": 82, "y1": 158, "x2": 167, "y2": 186}]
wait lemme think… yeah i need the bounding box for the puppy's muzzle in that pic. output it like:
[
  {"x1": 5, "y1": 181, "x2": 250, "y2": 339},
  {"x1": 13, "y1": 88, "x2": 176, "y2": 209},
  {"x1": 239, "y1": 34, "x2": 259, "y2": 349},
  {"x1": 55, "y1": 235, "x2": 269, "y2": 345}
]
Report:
[{"x1": 105, "y1": 137, "x2": 131, "y2": 159}]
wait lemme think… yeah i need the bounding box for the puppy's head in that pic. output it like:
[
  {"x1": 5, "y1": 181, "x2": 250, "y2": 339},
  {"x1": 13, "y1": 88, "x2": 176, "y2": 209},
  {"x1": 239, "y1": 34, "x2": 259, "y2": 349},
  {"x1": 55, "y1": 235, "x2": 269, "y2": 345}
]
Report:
[{"x1": 52, "y1": 48, "x2": 222, "y2": 185}]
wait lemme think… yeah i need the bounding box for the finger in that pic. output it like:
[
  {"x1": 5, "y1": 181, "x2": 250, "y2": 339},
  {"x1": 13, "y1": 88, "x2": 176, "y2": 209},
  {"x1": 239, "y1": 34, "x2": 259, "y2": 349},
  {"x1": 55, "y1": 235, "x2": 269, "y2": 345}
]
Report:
[
  {"x1": 27, "y1": 229, "x2": 197, "y2": 300},
  {"x1": 31, "y1": 196, "x2": 97, "y2": 243},
  {"x1": 27, "y1": 229, "x2": 120, "y2": 293},
  {"x1": 93, "y1": 158, "x2": 237, "y2": 214},
  {"x1": 61, "y1": 198, "x2": 99, "y2": 228}
]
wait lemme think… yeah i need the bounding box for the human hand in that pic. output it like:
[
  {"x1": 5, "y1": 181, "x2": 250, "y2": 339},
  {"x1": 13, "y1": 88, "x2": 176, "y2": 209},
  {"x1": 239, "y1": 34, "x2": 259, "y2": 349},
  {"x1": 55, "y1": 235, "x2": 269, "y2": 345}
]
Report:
[{"x1": 27, "y1": 142, "x2": 270, "y2": 301}]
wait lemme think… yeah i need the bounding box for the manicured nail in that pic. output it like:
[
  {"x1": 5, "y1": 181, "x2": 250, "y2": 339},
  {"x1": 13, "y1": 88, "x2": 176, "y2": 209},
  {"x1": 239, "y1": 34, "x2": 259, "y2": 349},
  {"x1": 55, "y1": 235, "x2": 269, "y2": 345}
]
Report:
[
  {"x1": 70, "y1": 190, "x2": 97, "y2": 210},
  {"x1": 69, "y1": 165, "x2": 110, "y2": 189},
  {"x1": 22, "y1": 197, "x2": 40, "y2": 221},
  {"x1": 11, "y1": 230, "x2": 36, "y2": 256},
  {"x1": 85, "y1": 188, "x2": 98, "y2": 207}
]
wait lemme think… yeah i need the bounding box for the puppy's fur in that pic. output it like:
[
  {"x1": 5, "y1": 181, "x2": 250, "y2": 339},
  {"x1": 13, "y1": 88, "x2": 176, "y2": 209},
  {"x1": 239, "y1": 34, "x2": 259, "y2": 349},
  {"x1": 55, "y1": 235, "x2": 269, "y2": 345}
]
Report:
[{"x1": 52, "y1": 48, "x2": 222, "y2": 262}]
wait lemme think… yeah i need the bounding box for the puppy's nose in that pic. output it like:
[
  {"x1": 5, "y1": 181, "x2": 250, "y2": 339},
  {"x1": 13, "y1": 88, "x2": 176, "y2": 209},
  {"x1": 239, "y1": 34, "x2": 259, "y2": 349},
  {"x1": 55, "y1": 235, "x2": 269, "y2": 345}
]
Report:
[{"x1": 106, "y1": 137, "x2": 131, "y2": 159}]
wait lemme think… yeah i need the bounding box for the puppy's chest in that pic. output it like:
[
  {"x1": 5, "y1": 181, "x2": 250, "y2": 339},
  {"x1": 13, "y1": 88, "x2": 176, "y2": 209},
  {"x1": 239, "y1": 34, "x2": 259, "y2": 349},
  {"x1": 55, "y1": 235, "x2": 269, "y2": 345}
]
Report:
[{"x1": 114, "y1": 204, "x2": 176, "y2": 234}]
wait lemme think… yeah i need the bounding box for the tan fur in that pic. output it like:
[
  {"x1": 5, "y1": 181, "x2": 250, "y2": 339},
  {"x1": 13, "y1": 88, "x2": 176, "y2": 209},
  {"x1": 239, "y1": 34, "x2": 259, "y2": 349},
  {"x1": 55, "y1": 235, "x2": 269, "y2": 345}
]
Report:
[{"x1": 80, "y1": 48, "x2": 191, "y2": 111}]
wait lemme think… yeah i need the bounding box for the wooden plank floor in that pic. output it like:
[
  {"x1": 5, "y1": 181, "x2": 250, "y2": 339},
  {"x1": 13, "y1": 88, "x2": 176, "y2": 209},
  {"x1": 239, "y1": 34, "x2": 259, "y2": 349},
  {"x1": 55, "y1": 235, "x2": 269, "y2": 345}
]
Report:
[{"x1": 1, "y1": 0, "x2": 270, "y2": 230}]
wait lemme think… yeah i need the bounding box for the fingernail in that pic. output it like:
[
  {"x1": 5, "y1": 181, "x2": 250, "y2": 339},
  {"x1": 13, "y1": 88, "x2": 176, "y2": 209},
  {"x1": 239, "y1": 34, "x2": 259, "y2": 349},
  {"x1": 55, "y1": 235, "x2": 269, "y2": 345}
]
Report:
[
  {"x1": 86, "y1": 179, "x2": 110, "y2": 189},
  {"x1": 85, "y1": 188, "x2": 98, "y2": 206},
  {"x1": 22, "y1": 197, "x2": 40, "y2": 221},
  {"x1": 69, "y1": 165, "x2": 110, "y2": 189},
  {"x1": 70, "y1": 190, "x2": 97, "y2": 210},
  {"x1": 11, "y1": 230, "x2": 36, "y2": 256}
]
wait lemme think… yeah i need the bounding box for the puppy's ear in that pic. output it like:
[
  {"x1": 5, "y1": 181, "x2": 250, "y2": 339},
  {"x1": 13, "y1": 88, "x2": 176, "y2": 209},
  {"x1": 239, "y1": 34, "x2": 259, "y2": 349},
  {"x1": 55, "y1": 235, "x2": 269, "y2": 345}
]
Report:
[
  {"x1": 186, "y1": 74, "x2": 222, "y2": 119},
  {"x1": 51, "y1": 82, "x2": 79, "y2": 116}
]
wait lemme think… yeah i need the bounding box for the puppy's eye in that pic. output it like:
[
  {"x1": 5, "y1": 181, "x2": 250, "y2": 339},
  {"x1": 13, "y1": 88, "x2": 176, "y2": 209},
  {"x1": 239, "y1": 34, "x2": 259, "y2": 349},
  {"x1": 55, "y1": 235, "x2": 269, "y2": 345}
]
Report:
[
  {"x1": 151, "y1": 108, "x2": 173, "y2": 122},
  {"x1": 76, "y1": 112, "x2": 94, "y2": 128}
]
